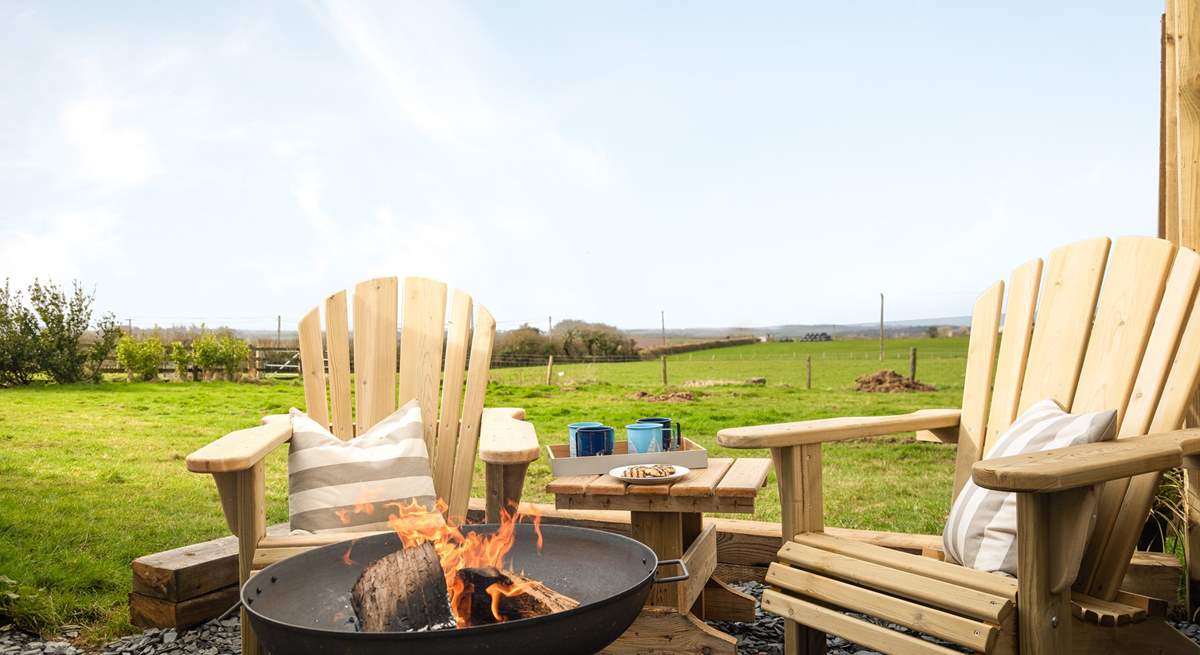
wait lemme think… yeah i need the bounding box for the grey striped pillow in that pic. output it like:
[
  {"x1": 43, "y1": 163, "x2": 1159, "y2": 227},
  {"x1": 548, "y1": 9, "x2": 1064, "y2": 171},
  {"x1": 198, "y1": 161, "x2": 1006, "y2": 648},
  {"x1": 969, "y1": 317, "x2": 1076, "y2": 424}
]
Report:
[
  {"x1": 943, "y1": 399, "x2": 1116, "y2": 577},
  {"x1": 287, "y1": 399, "x2": 437, "y2": 534}
]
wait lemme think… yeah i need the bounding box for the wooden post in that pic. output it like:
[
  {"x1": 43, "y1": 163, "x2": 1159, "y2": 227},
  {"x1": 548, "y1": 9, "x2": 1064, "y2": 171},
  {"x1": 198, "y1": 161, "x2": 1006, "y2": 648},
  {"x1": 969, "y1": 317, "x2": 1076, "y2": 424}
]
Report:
[
  {"x1": 485, "y1": 462, "x2": 529, "y2": 523},
  {"x1": 1017, "y1": 493, "x2": 1071, "y2": 654},
  {"x1": 771, "y1": 445, "x2": 825, "y2": 655},
  {"x1": 1166, "y1": 0, "x2": 1200, "y2": 619},
  {"x1": 237, "y1": 462, "x2": 266, "y2": 655},
  {"x1": 878, "y1": 293, "x2": 884, "y2": 361},
  {"x1": 909, "y1": 347, "x2": 917, "y2": 382},
  {"x1": 805, "y1": 355, "x2": 812, "y2": 390},
  {"x1": 544, "y1": 355, "x2": 554, "y2": 385},
  {"x1": 661, "y1": 355, "x2": 668, "y2": 386}
]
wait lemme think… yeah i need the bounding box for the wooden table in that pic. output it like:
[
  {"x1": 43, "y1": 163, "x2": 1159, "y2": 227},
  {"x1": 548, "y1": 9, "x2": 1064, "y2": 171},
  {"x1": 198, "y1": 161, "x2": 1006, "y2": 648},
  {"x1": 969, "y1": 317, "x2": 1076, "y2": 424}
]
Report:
[{"x1": 547, "y1": 457, "x2": 772, "y2": 655}]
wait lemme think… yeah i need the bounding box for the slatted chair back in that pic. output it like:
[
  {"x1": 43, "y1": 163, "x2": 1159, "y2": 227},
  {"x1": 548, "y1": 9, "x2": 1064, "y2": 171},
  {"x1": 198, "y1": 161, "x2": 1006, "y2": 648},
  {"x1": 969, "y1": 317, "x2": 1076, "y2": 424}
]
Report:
[
  {"x1": 949, "y1": 236, "x2": 1200, "y2": 601},
  {"x1": 295, "y1": 276, "x2": 496, "y2": 521}
]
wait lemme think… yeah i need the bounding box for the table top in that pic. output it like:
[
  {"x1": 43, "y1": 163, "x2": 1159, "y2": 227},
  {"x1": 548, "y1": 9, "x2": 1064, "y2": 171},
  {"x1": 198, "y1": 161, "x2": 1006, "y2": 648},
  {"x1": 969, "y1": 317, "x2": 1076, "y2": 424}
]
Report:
[{"x1": 546, "y1": 457, "x2": 772, "y2": 514}]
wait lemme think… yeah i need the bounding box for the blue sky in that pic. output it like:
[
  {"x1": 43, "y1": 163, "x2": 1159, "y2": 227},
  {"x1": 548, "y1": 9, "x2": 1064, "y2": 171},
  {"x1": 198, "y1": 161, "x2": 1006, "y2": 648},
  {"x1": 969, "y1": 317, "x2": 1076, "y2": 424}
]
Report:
[{"x1": 0, "y1": 1, "x2": 1161, "y2": 332}]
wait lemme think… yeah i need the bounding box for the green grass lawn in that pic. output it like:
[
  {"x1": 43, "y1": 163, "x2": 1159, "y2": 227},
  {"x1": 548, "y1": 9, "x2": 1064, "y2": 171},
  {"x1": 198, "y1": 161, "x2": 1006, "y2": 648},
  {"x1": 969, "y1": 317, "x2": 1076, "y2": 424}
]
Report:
[{"x1": 0, "y1": 338, "x2": 966, "y2": 641}]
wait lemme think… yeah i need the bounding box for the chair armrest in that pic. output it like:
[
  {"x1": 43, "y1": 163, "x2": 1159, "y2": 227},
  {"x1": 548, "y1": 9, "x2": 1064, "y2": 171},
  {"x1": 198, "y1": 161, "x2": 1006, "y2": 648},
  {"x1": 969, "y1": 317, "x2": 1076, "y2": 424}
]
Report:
[
  {"x1": 186, "y1": 414, "x2": 292, "y2": 474},
  {"x1": 716, "y1": 409, "x2": 961, "y2": 449},
  {"x1": 970, "y1": 429, "x2": 1200, "y2": 493},
  {"x1": 478, "y1": 408, "x2": 539, "y2": 464}
]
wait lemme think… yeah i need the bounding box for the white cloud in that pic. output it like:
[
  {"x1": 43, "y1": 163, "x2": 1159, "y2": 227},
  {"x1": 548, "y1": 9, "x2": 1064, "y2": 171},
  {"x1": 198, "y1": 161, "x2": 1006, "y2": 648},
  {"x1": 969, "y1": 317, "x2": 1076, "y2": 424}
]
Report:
[
  {"x1": 0, "y1": 210, "x2": 123, "y2": 288},
  {"x1": 55, "y1": 60, "x2": 163, "y2": 193}
]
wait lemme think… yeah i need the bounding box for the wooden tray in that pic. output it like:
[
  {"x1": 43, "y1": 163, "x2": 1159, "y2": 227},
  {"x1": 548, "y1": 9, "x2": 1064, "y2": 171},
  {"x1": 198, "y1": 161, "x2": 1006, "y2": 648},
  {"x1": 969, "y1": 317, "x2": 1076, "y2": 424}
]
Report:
[{"x1": 546, "y1": 438, "x2": 708, "y2": 477}]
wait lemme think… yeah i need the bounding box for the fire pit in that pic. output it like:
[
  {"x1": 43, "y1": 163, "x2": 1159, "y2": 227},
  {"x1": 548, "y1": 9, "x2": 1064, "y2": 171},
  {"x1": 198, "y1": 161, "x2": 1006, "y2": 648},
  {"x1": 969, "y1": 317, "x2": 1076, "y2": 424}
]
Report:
[{"x1": 242, "y1": 523, "x2": 686, "y2": 655}]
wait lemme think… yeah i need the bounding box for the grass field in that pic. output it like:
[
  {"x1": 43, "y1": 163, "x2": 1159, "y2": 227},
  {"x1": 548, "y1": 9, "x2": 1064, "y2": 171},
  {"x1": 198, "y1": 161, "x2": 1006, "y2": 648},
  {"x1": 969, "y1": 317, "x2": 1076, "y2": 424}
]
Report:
[{"x1": 0, "y1": 337, "x2": 967, "y2": 641}]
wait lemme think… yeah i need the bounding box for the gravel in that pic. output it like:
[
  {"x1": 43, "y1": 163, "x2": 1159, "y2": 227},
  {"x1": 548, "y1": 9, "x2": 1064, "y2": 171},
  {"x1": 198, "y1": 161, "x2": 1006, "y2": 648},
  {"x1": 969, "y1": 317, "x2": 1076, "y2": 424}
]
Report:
[{"x1": 5, "y1": 583, "x2": 1200, "y2": 655}]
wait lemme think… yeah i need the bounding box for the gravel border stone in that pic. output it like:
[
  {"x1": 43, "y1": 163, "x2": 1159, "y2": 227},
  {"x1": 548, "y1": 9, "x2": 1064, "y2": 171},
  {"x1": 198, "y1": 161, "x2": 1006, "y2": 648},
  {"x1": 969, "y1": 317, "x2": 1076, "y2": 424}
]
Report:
[{"x1": 7, "y1": 582, "x2": 1200, "y2": 655}]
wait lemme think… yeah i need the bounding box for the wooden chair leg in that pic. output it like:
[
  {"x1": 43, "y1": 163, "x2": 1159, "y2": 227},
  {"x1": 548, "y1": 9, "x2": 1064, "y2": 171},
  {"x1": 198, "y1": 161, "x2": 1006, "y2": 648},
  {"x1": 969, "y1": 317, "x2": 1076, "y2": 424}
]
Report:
[
  {"x1": 772, "y1": 444, "x2": 826, "y2": 655},
  {"x1": 485, "y1": 462, "x2": 530, "y2": 523},
  {"x1": 1186, "y1": 467, "x2": 1200, "y2": 620},
  {"x1": 237, "y1": 463, "x2": 266, "y2": 655},
  {"x1": 1017, "y1": 491, "x2": 1091, "y2": 655}
]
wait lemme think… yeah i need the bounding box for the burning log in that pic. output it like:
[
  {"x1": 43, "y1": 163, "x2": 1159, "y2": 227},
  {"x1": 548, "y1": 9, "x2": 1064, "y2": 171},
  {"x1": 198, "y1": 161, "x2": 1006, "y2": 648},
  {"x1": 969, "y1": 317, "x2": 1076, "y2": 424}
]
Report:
[
  {"x1": 454, "y1": 566, "x2": 579, "y2": 625},
  {"x1": 351, "y1": 541, "x2": 454, "y2": 632}
]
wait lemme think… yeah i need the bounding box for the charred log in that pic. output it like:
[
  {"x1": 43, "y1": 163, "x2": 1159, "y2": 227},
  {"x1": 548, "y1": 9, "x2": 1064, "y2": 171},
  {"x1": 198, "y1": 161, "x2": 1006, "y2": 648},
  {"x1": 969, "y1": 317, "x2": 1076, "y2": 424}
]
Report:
[
  {"x1": 351, "y1": 541, "x2": 454, "y2": 632},
  {"x1": 454, "y1": 566, "x2": 579, "y2": 625}
]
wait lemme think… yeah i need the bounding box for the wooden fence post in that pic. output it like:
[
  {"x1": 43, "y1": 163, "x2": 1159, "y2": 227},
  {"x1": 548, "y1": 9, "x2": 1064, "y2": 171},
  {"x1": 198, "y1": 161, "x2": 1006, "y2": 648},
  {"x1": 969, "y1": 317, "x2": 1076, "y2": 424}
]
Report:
[
  {"x1": 806, "y1": 356, "x2": 812, "y2": 389},
  {"x1": 909, "y1": 347, "x2": 917, "y2": 382},
  {"x1": 661, "y1": 356, "x2": 668, "y2": 386},
  {"x1": 545, "y1": 355, "x2": 554, "y2": 385}
]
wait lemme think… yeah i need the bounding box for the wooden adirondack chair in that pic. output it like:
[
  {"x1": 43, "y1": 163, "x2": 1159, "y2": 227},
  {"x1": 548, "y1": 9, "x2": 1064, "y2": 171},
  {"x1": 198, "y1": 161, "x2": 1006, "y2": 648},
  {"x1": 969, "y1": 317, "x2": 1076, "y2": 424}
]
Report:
[
  {"x1": 185, "y1": 276, "x2": 540, "y2": 655},
  {"x1": 717, "y1": 236, "x2": 1200, "y2": 654}
]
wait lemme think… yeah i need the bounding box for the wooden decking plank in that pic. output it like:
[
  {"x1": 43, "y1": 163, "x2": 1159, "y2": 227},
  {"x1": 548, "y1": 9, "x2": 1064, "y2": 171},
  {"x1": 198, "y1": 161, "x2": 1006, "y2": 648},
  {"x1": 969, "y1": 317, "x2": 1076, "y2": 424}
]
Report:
[
  {"x1": 715, "y1": 458, "x2": 772, "y2": 497},
  {"x1": 671, "y1": 458, "x2": 734, "y2": 497}
]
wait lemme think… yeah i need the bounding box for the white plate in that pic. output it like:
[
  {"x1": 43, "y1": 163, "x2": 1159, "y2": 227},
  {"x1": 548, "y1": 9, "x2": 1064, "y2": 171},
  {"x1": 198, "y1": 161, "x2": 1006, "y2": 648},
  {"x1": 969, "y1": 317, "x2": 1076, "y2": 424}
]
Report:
[{"x1": 610, "y1": 464, "x2": 690, "y2": 485}]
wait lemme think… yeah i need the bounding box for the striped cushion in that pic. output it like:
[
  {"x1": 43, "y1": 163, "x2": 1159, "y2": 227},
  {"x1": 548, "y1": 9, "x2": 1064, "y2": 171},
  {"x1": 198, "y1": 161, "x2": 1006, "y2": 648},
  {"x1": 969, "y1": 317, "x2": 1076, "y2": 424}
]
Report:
[
  {"x1": 287, "y1": 399, "x2": 437, "y2": 533},
  {"x1": 943, "y1": 399, "x2": 1117, "y2": 577}
]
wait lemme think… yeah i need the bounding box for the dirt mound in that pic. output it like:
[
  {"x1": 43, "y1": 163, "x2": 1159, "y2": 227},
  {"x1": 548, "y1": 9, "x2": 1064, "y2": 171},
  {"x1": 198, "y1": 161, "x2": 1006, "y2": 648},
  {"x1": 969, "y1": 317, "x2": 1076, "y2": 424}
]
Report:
[
  {"x1": 628, "y1": 390, "x2": 695, "y2": 403},
  {"x1": 855, "y1": 369, "x2": 936, "y2": 393}
]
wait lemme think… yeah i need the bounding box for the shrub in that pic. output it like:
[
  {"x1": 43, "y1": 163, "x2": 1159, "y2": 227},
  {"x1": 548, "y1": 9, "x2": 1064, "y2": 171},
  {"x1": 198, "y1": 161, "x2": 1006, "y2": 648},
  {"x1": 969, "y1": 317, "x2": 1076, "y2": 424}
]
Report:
[
  {"x1": 0, "y1": 281, "x2": 40, "y2": 386},
  {"x1": 217, "y1": 335, "x2": 250, "y2": 380},
  {"x1": 27, "y1": 279, "x2": 93, "y2": 384},
  {"x1": 556, "y1": 320, "x2": 639, "y2": 359},
  {"x1": 86, "y1": 313, "x2": 123, "y2": 382},
  {"x1": 169, "y1": 341, "x2": 194, "y2": 380},
  {"x1": 191, "y1": 334, "x2": 222, "y2": 379},
  {"x1": 494, "y1": 324, "x2": 551, "y2": 362},
  {"x1": 116, "y1": 336, "x2": 164, "y2": 381}
]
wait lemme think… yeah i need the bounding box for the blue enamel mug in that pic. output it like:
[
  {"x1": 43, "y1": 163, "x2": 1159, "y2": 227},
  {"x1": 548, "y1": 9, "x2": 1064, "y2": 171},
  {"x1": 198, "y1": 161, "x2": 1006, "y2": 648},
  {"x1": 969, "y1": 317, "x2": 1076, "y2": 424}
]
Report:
[
  {"x1": 568, "y1": 421, "x2": 603, "y2": 457},
  {"x1": 575, "y1": 425, "x2": 615, "y2": 457},
  {"x1": 637, "y1": 417, "x2": 681, "y2": 451},
  {"x1": 626, "y1": 423, "x2": 663, "y2": 454}
]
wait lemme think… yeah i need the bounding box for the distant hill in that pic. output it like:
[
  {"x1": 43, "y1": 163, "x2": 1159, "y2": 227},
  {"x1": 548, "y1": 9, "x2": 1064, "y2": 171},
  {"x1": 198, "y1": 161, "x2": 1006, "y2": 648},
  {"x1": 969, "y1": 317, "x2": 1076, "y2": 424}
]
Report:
[
  {"x1": 626, "y1": 316, "x2": 972, "y2": 340},
  {"x1": 231, "y1": 315, "x2": 973, "y2": 344}
]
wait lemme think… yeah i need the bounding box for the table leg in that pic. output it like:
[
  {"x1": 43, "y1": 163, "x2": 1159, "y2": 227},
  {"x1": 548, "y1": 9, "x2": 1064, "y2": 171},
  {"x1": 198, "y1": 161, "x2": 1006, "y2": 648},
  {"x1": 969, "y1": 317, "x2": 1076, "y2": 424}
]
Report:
[
  {"x1": 703, "y1": 576, "x2": 756, "y2": 623},
  {"x1": 631, "y1": 511, "x2": 684, "y2": 607},
  {"x1": 680, "y1": 512, "x2": 704, "y2": 618},
  {"x1": 615, "y1": 511, "x2": 737, "y2": 655}
]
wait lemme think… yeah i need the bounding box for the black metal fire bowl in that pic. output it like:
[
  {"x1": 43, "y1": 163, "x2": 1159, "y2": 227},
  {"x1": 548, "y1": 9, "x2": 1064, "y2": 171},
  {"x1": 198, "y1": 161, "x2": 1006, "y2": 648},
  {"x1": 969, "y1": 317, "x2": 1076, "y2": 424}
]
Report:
[{"x1": 242, "y1": 523, "x2": 686, "y2": 655}]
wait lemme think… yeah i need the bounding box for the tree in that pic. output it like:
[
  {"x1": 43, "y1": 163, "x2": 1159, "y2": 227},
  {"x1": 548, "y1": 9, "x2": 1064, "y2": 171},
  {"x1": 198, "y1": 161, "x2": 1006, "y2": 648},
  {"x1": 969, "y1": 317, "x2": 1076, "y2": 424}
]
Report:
[
  {"x1": 27, "y1": 279, "x2": 93, "y2": 384},
  {"x1": 217, "y1": 335, "x2": 250, "y2": 380},
  {"x1": 925, "y1": 326, "x2": 940, "y2": 339},
  {"x1": 0, "y1": 281, "x2": 40, "y2": 386},
  {"x1": 116, "y1": 336, "x2": 164, "y2": 381},
  {"x1": 556, "y1": 320, "x2": 639, "y2": 359},
  {"x1": 192, "y1": 333, "x2": 222, "y2": 379},
  {"x1": 86, "y1": 313, "x2": 123, "y2": 382},
  {"x1": 170, "y1": 341, "x2": 194, "y2": 381},
  {"x1": 494, "y1": 324, "x2": 551, "y2": 361}
]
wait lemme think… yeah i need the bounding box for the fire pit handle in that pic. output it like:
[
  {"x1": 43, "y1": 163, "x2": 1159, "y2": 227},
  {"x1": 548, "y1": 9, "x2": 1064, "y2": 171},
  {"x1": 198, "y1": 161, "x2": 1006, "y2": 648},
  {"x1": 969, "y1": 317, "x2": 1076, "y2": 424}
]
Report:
[{"x1": 652, "y1": 558, "x2": 689, "y2": 584}]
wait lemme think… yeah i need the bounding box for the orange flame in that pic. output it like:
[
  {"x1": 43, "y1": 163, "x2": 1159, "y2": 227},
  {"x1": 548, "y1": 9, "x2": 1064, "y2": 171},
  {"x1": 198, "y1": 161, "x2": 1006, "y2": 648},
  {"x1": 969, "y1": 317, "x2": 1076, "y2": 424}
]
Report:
[
  {"x1": 337, "y1": 496, "x2": 543, "y2": 627},
  {"x1": 486, "y1": 579, "x2": 536, "y2": 622}
]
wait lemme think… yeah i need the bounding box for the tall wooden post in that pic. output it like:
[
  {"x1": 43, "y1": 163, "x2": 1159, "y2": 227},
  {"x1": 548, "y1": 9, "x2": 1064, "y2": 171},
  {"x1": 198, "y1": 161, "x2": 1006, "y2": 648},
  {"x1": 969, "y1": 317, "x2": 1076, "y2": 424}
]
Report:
[
  {"x1": 545, "y1": 355, "x2": 554, "y2": 385},
  {"x1": 1164, "y1": 0, "x2": 1200, "y2": 617},
  {"x1": 806, "y1": 355, "x2": 812, "y2": 389},
  {"x1": 878, "y1": 293, "x2": 884, "y2": 360},
  {"x1": 909, "y1": 347, "x2": 917, "y2": 382}
]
